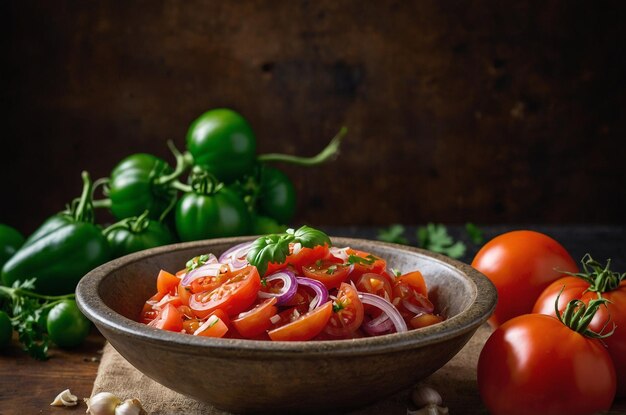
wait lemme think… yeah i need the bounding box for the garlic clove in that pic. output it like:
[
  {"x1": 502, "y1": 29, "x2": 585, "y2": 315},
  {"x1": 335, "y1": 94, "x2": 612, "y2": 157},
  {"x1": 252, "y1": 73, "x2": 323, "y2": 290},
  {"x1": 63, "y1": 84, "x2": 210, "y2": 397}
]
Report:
[
  {"x1": 85, "y1": 391, "x2": 122, "y2": 415},
  {"x1": 408, "y1": 385, "x2": 449, "y2": 415},
  {"x1": 50, "y1": 389, "x2": 78, "y2": 406},
  {"x1": 114, "y1": 398, "x2": 147, "y2": 415}
]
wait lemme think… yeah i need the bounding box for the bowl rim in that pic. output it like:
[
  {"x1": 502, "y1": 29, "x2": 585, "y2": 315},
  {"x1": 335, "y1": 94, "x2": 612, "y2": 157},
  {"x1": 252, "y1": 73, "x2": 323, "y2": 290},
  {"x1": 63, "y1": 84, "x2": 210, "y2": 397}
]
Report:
[{"x1": 76, "y1": 236, "x2": 496, "y2": 358}]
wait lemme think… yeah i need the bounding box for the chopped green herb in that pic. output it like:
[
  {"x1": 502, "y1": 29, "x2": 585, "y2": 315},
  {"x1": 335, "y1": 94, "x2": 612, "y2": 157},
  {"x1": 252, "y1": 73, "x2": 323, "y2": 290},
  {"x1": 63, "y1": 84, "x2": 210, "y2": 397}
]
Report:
[
  {"x1": 347, "y1": 254, "x2": 378, "y2": 266},
  {"x1": 260, "y1": 278, "x2": 268, "y2": 287},
  {"x1": 377, "y1": 224, "x2": 409, "y2": 245},
  {"x1": 315, "y1": 259, "x2": 323, "y2": 268},
  {"x1": 186, "y1": 254, "x2": 211, "y2": 272},
  {"x1": 390, "y1": 268, "x2": 402, "y2": 277},
  {"x1": 325, "y1": 265, "x2": 338, "y2": 275},
  {"x1": 332, "y1": 302, "x2": 345, "y2": 313}
]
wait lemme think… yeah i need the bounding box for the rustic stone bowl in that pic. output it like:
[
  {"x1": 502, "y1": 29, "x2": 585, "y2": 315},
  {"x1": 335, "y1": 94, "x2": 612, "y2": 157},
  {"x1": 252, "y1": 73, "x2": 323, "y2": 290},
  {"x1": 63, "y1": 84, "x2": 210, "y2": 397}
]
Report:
[{"x1": 76, "y1": 236, "x2": 496, "y2": 414}]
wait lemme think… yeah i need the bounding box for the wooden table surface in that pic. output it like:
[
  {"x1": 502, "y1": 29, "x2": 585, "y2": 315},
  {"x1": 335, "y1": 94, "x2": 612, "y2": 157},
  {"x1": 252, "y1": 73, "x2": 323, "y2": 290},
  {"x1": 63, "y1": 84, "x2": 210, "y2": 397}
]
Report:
[{"x1": 0, "y1": 225, "x2": 625, "y2": 414}]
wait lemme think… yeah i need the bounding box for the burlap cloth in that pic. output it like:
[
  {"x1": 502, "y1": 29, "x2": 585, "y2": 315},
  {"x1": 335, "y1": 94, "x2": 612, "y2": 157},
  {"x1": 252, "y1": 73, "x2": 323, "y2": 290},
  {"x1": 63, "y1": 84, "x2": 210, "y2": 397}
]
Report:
[{"x1": 91, "y1": 325, "x2": 492, "y2": 414}]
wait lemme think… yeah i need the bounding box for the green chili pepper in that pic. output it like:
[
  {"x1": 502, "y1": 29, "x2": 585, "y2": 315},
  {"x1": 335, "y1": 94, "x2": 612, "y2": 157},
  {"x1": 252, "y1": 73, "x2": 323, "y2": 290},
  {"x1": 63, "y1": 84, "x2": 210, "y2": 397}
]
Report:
[
  {"x1": 1, "y1": 172, "x2": 111, "y2": 295},
  {"x1": 104, "y1": 210, "x2": 176, "y2": 258},
  {"x1": 0, "y1": 224, "x2": 25, "y2": 270},
  {"x1": 186, "y1": 108, "x2": 257, "y2": 183},
  {"x1": 174, "y1": 170, "x2": 251, "y2": 241}
]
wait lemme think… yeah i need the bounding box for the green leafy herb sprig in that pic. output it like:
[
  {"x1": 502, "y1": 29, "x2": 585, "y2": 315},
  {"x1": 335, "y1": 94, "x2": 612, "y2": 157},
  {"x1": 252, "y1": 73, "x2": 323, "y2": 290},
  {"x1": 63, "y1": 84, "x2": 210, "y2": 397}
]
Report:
[
  {"x1": 0, "y1": 279, "x2": 75, "y2": 360},
  {"x1": 246, "y1": 225, "x2": 331, "y2": 275},
  {"x1": 377, "y1": 222, "x2": 484, "y2": 259}
]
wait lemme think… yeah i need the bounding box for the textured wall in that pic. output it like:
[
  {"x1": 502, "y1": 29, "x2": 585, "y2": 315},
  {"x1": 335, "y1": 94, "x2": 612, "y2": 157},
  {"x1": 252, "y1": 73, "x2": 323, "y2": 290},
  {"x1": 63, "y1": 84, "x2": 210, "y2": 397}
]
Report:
[{"x1": 2, "y1": 1, "x2": 626, "y2": 233}]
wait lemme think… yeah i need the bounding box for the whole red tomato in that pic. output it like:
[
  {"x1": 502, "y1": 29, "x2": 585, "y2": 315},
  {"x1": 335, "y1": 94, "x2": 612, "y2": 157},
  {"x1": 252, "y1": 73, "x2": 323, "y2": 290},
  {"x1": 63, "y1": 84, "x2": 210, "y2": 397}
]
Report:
[
  {"x1": 478, "y1": 313, "x2": 616, "y2": 415},
  {"x1": 533, "y1": 256, "x2": 626, "y2": 397},
  {"x1": 472, "y1": 230, "x2": 578, "y2": 327}
]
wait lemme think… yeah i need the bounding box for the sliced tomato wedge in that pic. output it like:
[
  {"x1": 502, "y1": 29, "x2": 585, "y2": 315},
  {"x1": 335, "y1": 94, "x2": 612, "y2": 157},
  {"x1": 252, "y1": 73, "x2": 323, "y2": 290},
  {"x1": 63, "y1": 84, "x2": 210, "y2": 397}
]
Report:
[
  {"x1": 409, "y1": 313, "x2": 444, "y2": 329},
  {"x1": 232, "y1": 297, "x2": 278, "y2": 338},
  {"x1": 268, "y1": 301, "x2": 332, "y2": 341},
  {"x1": 302, "y1": 259, "x2": 350, "y2": 289},
  {"x1": 392, "y1": 272, "x2": 434, "y2": 321},
  {"x1": 139, "y1": 291, "x2": 164, "y2": 324},
  {"x1": 397, "y1": 271, "x2": 428, "y2": 296},
  {"x1": 189, "y1": 266, "x2": 261, "y2": 319},
  {"x1": 346, "y1": 248, "x2": 387, "y2": 280},
  {"x1": 355, "y1": 273, "x2": 393, "y2": 300},
  {"x1": 147, "y1": 303, "x2": 183, "y2": 332},
  {"x1": 157, "y1": 270, "x2": 180, "y2": 296},
  {"x1": 265, "y1": 244, "x2": 330, "y2": 276},
  {"x1": 324, "y1": 283, "x2": 364, "y2": 337}
]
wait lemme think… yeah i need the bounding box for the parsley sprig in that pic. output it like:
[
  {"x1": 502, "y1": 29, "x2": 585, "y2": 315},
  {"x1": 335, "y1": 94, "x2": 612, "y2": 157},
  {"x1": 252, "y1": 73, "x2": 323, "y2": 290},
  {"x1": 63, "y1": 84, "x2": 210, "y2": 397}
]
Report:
[
  {"x1": 0, "y1": 278, "x2": 75, "y2": 360},
  {"x1": 377, "y1": 223, "x2": 484, "y2": 259}
]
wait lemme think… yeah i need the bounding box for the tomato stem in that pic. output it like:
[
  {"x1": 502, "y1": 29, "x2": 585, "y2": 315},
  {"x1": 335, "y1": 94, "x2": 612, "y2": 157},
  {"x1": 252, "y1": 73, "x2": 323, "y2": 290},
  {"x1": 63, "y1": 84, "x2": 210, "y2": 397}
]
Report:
[
  {"x1": 555, "y1": 289, "x2": 615, "y2": 339},
  {"x1": 257, "y1": 126, "x2": 347, "y2": 166},
  {"x1": 72, "y1": 171, "x2": 95, "y2": 223},
  {"x1": 153, "y1": 141, "x2": 194, "y2": 186},
  {"x1": 562, "y1": 254, "x2": 625, "y2": 293}
]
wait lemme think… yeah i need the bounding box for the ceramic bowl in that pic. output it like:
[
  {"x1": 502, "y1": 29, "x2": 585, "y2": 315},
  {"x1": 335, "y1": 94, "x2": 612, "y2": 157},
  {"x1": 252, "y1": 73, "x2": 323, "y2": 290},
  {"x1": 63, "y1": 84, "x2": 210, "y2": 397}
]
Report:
[{"x1": 76, "y1": 236, "x2": 496, "y2": 414}]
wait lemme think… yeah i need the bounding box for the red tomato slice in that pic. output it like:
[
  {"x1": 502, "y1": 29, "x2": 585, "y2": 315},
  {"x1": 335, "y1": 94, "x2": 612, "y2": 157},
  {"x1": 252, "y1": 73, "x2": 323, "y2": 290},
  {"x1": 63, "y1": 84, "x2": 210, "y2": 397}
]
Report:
[
  {"x1": 397, "y1": 271, "x2": 428, "y2": 296},
  {"x1": 157, "y1": 270, "x2": 179, "y2": 295},
  {"x1": 268, "y1": 301, "x2": 332, "y2": 341},
  {"x1": 392, "y1": 272, "x2": 433, "y2": 320},
  {"x1": 195, "y1": 309, "x2": 230, "y2": 338},
  {"x1": 265, "y1": 244, "x2": 330, "y2": 276},
  {"x1": 232, "y1": 297, "x2": 278, "y2": 338},
  {"x1": 346, "y1": 248, "x2": 387, "y2": 280},
  {"x1": 147, "y1": 303, "x2": 183, "y2": 332},
  {"x1": 177, "y1": 279, "x2": 192, "y2": 306},
  {"x1": 355, "y1": 273, "x2": 393, "y2": 300},
  {"x1": 409, "y1": 313, "x2": 443, "y2": 329},
  {"x1": 189, "y1": 266, "x2": 261, "y2": 319},
  {"x1": 325, "y1": 283, "x2": 364, "y2": 337},
  {"x1": 302, "y1": 259, "x2": 350, "y2": 289},
  {"x1": 139, "y1": 292, "x2": 164, "y2": 324}
]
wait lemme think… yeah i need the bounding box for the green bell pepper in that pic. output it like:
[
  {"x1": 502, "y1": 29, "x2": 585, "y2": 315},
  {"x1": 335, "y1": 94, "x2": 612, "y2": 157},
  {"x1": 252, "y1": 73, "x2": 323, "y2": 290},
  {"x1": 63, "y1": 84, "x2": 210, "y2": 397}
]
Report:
[
  {"x1": 104, "y1": 210, "x2": 176, "y2": 258},
  {"x1": 1, "y1": 172, "x2": 111, "y2": 295},
  {"x1": 0, "y1": 224, "x2": 25, "y2": 270}
]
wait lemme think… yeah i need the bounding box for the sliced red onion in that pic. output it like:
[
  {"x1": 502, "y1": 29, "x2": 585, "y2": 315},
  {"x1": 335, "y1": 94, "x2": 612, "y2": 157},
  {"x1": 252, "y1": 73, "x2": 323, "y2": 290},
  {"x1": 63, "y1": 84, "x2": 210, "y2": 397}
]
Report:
[
  {"x1": 219, "y1": 241, "x2": 253, "y2": 269},
  {"x1": 402, "y1": 294, "x2": 434, "y2": 315},
  {"x1": 296, "y1": 277, "x2": 329, "y2": 310},
  {"x1": 358, "y1": 292, "x2": 408, "y2": 334},
  {"x1": 362, "y1": 313, "x2": 395, "y2": 336},
  {"x1": 329, "y1": 246, "x2": 350, "y2": 261},
  {"x1": 181, "y1": 261, "x2": 227, "y2": 286},
  {"x1": 258, "y1": 270, "x2": 298, "y2": 305}
]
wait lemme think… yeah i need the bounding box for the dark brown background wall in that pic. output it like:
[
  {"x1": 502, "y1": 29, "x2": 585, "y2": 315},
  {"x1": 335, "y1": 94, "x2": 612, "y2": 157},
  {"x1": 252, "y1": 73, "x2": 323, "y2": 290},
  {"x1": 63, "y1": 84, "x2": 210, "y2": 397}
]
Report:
[{"x1": 2, "y1": 1, "x2": 626, "y2": 234}]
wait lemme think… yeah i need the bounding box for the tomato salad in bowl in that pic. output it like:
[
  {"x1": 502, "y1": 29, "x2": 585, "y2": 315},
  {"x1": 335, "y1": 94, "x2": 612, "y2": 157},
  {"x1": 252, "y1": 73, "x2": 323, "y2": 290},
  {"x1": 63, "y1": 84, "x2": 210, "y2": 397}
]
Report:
[{"x1": 139, "y1": 226, "x2": 444, "y2": 340}]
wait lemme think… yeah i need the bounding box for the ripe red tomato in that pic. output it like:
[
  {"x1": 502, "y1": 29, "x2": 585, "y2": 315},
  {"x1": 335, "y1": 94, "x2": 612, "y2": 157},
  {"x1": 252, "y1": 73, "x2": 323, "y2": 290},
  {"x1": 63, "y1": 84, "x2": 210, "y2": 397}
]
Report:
[
  {"x1": 232, "y1": 297, "x2": 278, "y2": 338},
  {"x1": 534, "y1": 276, "x2": 626, "y2": 397},
  {"x1": 268, "y1": 301, "x2": 332, "y2": 341},
  {"x1": 324, "y1": 283, "x2": 364, "y2": 337},
  {"x1": 147, "y1": 303, "x2": 184, "y2": 332},
  {"x1": 478, "y1": 313, "x2": 616, "y2": 415},
  {"x1": 189, "y1": 266, "x2": 261, "y2": 318},
  {"x1": 302, "y1": 259, "x2": 350, "y2": 289},
  {"x1": 156, "y1": 270, "x2": 179, "y2": 295},
  {"x1": 471, "y1": 230, "x2": 578, "y2": 327}
]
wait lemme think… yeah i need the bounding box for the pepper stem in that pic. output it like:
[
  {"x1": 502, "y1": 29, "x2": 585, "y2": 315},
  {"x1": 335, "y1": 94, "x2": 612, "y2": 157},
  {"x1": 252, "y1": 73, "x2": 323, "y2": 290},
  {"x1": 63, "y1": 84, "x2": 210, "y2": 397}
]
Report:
[
  {"x1": 103, "y1": 210, "x2": 151, "y2": 236},
  {"x1": 257, "y1": 126, "x2": 347, "y2": 166},
  {"x1": 73, "y1": 171, "x2": 94, "y2": 223},
  {"x1": 190, "y1": 168, "x2": 223, "y2": 195},
  {"x1": 153, "y1": 140, "x2": 193, "y2": 186}
]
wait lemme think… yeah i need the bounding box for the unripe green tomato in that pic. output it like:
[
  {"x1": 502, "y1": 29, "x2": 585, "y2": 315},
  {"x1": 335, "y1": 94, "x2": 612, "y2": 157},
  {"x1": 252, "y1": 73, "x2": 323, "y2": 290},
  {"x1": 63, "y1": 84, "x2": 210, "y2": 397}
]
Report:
[{"x1": 46, "y1": 300, "x2": 91, "y2": 348}]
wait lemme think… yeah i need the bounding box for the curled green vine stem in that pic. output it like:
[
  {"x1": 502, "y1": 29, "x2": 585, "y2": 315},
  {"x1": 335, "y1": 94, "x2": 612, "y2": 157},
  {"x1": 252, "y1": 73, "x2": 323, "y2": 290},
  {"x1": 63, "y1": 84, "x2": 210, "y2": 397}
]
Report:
[
  {"x1": 257, "y1": 126, "x2": 347, "y2": 166},
  {"x1": 555, "y1": 288, "x2": 615, "y2": 339},
  {"x1": 0, "y1": 284, "x2": 75, "y2": 302},
  {"x1": 153, "y1": 140, "x2": 194, "y2": 186},
  {"x1": 562, "y1": 254, "x2": 625, "y2": 293},
  {"x1": 103, "y1": 210, "x2": 152, "y2": 236}
]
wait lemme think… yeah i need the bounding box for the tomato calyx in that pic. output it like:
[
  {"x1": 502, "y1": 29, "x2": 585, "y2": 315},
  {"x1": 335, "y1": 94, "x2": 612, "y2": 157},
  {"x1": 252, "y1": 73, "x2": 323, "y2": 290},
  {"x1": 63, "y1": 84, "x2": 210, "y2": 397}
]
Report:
[
  {"x1": 555, "y1": 290, "x2": 615, "y2": 339},
  {"x1": 563, "y1": 254, "x2": 625, "y2": 293}
]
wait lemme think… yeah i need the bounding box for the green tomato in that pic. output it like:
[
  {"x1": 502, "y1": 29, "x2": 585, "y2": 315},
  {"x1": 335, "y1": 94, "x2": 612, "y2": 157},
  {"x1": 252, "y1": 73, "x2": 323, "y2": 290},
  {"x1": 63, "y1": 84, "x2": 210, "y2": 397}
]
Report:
[
  {"x1": 186, "y1": 109, "x2": 257, "y2": 183},
  {"x1": 106, "y1": 219, "x2": 176, "y2": 258},
  {"x1": 175, "y1": 187, "x2": 251, "y2": 242},
  {"x1": 0, "y1": 310, "x2": 12, "y2": 349},
  {"x1": 46, "y1": 300, "x2": 90, "y2": 348},
  {"x1": 257, "y1": 166, "x2": 296, "y2": 224},
  {"x1": 108, "y1": 153, "x2": 175, "y2": 220},
  {"x1": 0, "y1": 224, "x2": 25, "y2": 270}
]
